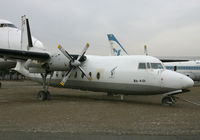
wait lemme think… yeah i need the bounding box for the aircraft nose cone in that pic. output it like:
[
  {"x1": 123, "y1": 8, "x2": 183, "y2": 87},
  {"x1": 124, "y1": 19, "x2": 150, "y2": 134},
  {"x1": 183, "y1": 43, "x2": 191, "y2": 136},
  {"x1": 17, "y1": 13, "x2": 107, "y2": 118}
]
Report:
[
  {"x1": 161, "y1": 70, "x2": 194, "y2": 89},
  {"x1": 180, "y1": 76, "x2": 194, "y2": 89}
]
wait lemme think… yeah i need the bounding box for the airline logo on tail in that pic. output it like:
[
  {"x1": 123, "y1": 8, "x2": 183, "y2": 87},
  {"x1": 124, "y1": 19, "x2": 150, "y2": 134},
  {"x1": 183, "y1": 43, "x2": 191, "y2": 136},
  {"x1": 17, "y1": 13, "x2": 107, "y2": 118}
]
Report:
[{"x1": 107, "y1": 34, "x2": 128, "y2": 56}]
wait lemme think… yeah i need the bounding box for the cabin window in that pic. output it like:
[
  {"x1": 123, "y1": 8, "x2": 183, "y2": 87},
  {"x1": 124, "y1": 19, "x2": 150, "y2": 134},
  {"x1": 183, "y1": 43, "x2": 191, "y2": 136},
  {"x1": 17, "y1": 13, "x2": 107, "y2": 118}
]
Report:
[
  {"x1": 138, "y1": 63, "x2": 146, "y2": 69},
  {"x1": 96, "y1": 72, "x2": 100, "y2": 80},
  {"x1": 151, "y1": 63, "x2": 164, "y2": 69},
  {"x1": 81, "y1": 72, "x2": 84, "y2": 78},
  {"x1": 62, "y1": 72, "x2": 65, "y2": 77}
]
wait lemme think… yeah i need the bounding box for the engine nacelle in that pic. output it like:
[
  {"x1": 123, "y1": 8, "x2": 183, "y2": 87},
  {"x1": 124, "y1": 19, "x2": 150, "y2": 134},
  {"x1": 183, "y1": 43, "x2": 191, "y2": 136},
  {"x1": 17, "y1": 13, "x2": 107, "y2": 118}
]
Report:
[{"x1": 48, "y1": 53, "x2": 71, "y2": 71}]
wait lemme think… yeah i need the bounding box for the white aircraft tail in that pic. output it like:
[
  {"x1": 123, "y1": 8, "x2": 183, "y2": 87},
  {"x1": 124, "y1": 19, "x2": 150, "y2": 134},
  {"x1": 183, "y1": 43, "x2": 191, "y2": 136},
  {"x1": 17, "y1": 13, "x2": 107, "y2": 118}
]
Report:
[
  {"x1": 21, "y1": 15, "x2": 33, "y2": 50},
  {"x1": 107, "y1": 34, "x2": 128, "y2": 56}
]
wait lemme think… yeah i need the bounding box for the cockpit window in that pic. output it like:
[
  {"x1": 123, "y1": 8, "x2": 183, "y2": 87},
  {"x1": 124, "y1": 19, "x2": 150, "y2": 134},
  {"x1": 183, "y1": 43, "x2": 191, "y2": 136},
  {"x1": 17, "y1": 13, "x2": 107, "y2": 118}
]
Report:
[
  {"x1": 151, "y1": 63, "x2": 164, "y2": 69},
  {"x1": 138, "y1": 63, "x2": 146, "y2": 69},
  {"x1": 0, "y1": 24, "x2": 17, "y2": 28}
]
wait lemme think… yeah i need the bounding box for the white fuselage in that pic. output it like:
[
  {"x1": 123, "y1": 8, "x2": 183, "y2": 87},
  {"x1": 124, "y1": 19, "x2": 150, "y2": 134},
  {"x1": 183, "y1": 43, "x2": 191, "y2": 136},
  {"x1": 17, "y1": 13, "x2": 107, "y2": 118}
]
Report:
[
  {"x1": 15, "y1": 55, "x2": 194, "y2": 95},
  {"x1": 165, "y1": 61, "x2": 200, "y2": 81}
]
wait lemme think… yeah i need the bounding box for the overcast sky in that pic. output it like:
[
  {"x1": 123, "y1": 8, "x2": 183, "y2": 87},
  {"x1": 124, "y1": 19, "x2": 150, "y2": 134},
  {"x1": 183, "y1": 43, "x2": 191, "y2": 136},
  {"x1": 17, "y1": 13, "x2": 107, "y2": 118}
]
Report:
[{"x1": 1, "y1": 0, "x2": 200, "y2": 56}]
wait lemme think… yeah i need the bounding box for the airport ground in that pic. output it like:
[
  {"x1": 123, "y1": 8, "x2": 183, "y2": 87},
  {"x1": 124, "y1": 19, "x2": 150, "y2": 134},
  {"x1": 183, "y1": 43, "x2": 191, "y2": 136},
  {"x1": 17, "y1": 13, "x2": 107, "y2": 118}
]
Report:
[{"x1": 0, "y1": 80, "x2": 200, "y2": 140}]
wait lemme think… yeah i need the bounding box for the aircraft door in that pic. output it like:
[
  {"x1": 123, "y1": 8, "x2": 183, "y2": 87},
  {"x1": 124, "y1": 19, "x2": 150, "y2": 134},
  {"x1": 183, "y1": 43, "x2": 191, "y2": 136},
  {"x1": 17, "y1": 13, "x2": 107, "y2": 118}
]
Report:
[
  {"x1": 174, "y1": 66, "x2": 177, "y2": 71},
  {"x1": 147, "y1": 63, "x2": 162, "y2": 87}
]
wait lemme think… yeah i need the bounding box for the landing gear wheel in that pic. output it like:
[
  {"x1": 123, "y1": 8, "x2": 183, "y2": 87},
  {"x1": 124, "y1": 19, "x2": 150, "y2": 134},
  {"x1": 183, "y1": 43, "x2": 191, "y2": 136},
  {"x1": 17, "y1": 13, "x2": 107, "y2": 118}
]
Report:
[
  {"x1": 0, "y1": 82, "x2": 1, "y2": 88},
  {"x1": 162, "y1": 96, "x2": 175, "y2": 106},
  {"x1": 37, "y1": 90, "x2": 51, "y2": 101},
  {"x1": 171, "y1": 96, "x2": 177, "y2": 102},
  {"x1": 37, "y1": 90, "x2": 47, "y2": 101}
]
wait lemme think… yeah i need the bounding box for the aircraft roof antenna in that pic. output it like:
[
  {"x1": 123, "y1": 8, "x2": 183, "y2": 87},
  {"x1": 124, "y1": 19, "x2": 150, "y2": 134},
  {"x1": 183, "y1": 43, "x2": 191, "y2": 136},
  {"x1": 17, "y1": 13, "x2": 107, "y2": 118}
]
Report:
[{"x1": 144, "y1": 45, "x2": 148, "y2": 56}]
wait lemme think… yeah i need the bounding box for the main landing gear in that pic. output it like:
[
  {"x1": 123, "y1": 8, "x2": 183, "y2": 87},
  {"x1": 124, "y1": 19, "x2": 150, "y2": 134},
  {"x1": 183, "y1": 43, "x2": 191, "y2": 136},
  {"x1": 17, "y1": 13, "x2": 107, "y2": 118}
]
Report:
[
  {"x1": 162, "y1": 95, "x2": 176, "y2": 106},
  {"x1": 37, "y1": 72, "x2": 52, "y2": 101}
]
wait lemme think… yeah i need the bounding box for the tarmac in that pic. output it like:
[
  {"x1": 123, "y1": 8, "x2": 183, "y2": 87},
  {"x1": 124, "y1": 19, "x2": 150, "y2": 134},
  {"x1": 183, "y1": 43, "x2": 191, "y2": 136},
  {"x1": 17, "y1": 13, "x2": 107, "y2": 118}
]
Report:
[{"x1": 0, "y1": 80, "x2": 200, "y2": 140}]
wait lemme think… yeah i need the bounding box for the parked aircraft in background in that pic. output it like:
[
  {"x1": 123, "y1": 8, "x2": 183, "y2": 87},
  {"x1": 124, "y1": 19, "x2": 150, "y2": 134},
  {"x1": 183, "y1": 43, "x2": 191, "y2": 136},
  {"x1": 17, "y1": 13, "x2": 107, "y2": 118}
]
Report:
[
  {"x1": 0, "y1": 17, "x2": 194, "y2": 105},
  {"x1": 107, "y1": 34, "x2": 200, "y2": 82},
  {"x1": 165, "y1": 61, "x2": 200, "y2": 81},
  {"x1": 107, "y1": 34, "x2": 128, "y2": 56},
  {"x1": 0, "y1": 19, "x2": 44, "y2": 87}
]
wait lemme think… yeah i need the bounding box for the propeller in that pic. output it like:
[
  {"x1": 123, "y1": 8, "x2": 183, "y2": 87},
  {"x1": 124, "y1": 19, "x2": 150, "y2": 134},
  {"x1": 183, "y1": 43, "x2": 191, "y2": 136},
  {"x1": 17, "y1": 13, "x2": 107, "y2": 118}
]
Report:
[{"x1": 58, "y1": 43, "x2": 92, "y2": 86}]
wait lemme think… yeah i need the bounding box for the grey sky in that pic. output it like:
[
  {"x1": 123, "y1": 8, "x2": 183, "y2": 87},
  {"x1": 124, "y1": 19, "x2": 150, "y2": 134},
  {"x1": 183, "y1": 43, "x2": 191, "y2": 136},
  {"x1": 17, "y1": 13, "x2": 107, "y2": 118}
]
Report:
[{"x1": 1, "y1": 0, "x2": 200, "y2": 56}]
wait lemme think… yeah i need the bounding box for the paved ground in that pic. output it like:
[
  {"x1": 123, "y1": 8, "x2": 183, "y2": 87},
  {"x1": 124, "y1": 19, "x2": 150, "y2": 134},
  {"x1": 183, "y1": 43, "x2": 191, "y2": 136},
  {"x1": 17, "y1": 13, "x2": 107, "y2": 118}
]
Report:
[{"x1": 0, "y1": 80, "x2": 200, "y2": 139}]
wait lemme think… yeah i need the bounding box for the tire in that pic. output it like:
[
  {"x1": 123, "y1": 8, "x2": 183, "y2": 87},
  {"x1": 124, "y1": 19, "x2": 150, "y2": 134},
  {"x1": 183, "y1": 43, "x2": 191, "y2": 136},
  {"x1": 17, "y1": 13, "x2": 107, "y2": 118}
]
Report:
[
  {"x1": 162, "y1": 96, "x2": 174, "y2": 106},
  {"x1": 37, "y1": 90, "x2": 47, "y2": 101}
]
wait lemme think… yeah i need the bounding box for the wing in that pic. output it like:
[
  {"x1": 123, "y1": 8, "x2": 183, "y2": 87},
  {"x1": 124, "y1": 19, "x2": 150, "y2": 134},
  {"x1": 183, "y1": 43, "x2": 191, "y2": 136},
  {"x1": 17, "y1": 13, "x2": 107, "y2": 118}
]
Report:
[{"x1": 0, "y1": 48, "x2": 50, "y2": 61}]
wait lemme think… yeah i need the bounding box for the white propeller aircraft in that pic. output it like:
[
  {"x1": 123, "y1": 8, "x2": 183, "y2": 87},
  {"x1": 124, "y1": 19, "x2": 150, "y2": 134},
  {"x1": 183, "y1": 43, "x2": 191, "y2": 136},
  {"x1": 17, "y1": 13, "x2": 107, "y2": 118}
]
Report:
[{"x1": 0, "y1": 16, "x2": 194, "y2": 105}]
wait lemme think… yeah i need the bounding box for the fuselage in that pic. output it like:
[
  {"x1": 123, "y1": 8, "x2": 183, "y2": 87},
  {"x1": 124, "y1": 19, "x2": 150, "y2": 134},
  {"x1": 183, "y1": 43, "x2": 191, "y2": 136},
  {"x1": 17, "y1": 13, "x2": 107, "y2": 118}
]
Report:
[{"x1": 17, "y1": 55, "x2": 194, "y2": 95}]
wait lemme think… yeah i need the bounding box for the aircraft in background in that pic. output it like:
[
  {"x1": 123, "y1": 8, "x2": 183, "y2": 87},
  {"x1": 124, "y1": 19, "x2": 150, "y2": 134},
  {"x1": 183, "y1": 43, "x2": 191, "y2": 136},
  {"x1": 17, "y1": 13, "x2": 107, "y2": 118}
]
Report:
[
  {"x1": 0, "y1": 19, "x2": 44, "y2": 87},
  {"x1": 0, "y1": 16, "x2": 194, "y2": 105},
  {"x1": 165, "y1": 61, "x2": 200, "y2": 82},
  {"x1": 107, "y1": 34, "x2": 128, "y2": 56},
  {"x1": 107, "y1": 34, "x2": 200, "y2": 82}
]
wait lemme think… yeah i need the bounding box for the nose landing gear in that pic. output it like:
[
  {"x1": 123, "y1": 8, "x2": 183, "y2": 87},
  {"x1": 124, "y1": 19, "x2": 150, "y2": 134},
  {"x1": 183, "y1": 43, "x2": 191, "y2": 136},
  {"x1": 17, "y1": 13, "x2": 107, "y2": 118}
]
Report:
[{"x1": 162, "y1": 96, "x2": 176, "y2": 106}]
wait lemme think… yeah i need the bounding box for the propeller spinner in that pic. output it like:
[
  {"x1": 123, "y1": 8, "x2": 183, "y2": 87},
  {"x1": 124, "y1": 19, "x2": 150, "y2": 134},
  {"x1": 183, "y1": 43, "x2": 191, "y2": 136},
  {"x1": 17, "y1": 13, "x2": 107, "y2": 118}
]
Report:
[{"x1": 58, "y1": 43, "x2": 92, "y2": 86}]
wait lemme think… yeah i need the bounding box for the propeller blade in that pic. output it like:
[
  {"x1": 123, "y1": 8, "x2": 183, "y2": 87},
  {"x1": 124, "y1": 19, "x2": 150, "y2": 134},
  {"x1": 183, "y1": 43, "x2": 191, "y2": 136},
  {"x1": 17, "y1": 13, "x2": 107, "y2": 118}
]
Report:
[
  {"x1": 78, "y1": 66, "x2": 92, "y2": 81},
  {"x1": 60, "y1": 68, "x2": 73, "y2": 86},
  {"x1": 58, "y1": 44, "x2": 74, "y2": 61},
  {"x1": 77, "y1": 43, "x2": 90, "y2": 61}
]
